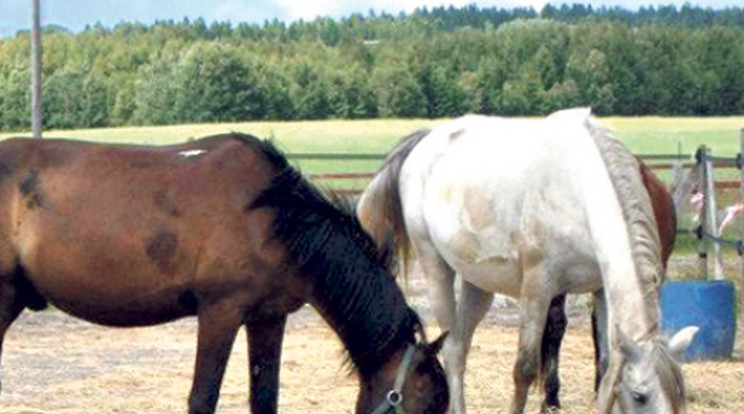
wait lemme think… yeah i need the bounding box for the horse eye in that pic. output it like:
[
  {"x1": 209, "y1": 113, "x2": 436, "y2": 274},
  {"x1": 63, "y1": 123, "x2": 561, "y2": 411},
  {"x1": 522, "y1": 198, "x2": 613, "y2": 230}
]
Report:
[{"x1": 630, "y1": 390, "x2": 648, "y2": 405}]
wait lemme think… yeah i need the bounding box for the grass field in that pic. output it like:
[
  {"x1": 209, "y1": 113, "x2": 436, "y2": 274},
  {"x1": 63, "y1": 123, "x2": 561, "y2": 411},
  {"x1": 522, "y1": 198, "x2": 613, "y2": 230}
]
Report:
[
  {"x1": 602, "y1": 116, "x2": 744, "y2": 157},
  {"x1": 3, "y1": 115, "x2": 744, "y2": 169},
  {"x1": 4, "y1": 115, "x2": 743, "y2": 212}
]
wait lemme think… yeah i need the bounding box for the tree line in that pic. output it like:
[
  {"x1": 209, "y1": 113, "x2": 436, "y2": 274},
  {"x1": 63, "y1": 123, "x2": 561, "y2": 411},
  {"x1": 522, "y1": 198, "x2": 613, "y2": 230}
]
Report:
[{"x1": 1, "y1": 3, "x2": 744, "y2": 131}]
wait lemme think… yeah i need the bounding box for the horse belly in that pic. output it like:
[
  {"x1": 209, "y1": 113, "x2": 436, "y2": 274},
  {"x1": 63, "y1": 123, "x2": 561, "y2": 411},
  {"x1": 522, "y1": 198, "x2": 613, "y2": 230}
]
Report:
[
  {"x1": 557, "y1": 259, "x2": 604, "y2": 294},
  {"x1": 542, "y1": 234, "x2": 605, "y2": 294},
  {"x1": 46, "y1": 287, "x2": 195, "y2": 326},
  {"x1": 18, "y1": 229, "x2": 199, "y2": 326},
  {"x1": 24, "y1": 262, "x2": 197, "y2": 326},
  {"x1": 457, "y1": 259, "x2": 523, "y2": 297}
]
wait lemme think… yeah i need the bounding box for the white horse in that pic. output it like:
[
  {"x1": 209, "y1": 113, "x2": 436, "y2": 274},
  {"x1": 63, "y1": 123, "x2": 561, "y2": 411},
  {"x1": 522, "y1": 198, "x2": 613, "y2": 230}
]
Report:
[{"x1": 357, "y1": 108, "x2": 697, "y2": 414}]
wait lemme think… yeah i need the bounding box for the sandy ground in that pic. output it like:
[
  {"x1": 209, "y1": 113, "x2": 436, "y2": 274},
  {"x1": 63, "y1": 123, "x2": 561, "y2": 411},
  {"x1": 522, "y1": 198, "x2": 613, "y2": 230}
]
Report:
[
  {"x1": 0, "y1": 254, "x2": 741, "y2": 413},
  {"x1": 0, "y1": 291, "x2": 742, "y2": 414}
]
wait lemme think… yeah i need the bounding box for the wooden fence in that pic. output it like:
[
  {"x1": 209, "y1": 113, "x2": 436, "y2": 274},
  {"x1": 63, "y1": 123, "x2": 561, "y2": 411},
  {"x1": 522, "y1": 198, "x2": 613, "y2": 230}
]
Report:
[{"x1": 291, "y1": 151, "x2": 743, "y2": 196}]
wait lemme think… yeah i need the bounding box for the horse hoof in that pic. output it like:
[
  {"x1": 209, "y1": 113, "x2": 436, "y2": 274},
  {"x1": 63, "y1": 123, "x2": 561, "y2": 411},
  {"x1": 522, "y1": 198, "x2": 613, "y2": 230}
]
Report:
[{"x1": 541, "y1": 401, "x2": 561, "y2": 413}]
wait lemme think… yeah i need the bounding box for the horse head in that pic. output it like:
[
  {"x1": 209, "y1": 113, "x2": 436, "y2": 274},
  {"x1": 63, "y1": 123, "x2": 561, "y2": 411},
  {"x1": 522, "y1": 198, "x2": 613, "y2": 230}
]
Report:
[
  {"x1": 600, "y1": 326, "x2": 698, "y2": 414},
  {"x1": 357, "y1": 331, "x2": 449, "y2": 414}
]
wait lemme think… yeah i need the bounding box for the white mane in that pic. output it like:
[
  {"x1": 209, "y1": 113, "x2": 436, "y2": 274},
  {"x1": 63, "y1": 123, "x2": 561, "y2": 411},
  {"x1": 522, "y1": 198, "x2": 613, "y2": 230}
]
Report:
[{"x1": 587, "y1": 116, "x2": 663, "y2": 329}]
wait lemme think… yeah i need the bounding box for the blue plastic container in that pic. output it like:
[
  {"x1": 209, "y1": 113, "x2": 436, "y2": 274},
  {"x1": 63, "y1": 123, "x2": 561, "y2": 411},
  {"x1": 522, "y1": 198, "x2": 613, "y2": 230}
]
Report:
[{"x1": 660, "y1": 280, "x2": 737, "y2": 362}]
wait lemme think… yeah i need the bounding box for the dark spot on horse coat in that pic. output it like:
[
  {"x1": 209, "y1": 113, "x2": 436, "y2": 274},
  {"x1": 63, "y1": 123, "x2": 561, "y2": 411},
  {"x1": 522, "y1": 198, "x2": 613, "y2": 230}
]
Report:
[
  {"x1": 18, "y1": 170, "x2": 44, "y2": 209},
  {"x1": 153, "y1": 189, "x2": 182, "y2": 217},
  {"x1": 450, "y1": 128, "x2": 466, "y2": 140},
  {"x1": 146, "y1": 230, "x2": 179, "y2": 275}
]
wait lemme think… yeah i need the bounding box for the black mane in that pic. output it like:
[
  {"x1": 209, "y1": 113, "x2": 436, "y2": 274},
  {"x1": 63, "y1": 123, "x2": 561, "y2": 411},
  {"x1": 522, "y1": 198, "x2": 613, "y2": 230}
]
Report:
[{"x1": 246, "y1": 134, "x2": 421, "y2": 377}]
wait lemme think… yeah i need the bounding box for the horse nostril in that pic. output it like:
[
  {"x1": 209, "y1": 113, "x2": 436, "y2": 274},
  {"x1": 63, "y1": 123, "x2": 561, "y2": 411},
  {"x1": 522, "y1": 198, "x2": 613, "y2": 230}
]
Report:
[{"x1": 630, "y1": 390, "x2": 648, "y2": 405}]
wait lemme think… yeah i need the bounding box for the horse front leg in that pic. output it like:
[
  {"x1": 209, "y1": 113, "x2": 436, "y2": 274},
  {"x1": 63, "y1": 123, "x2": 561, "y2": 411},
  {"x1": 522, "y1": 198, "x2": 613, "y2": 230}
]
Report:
[
  {"x1": 541, "y1": 294, "x2": 567, "y2": 412},
  {"x1": 511, "y1": 265, "x2": 552, "y2": 414},
  {"x1": 246, "y1": 315, "x2": 287, "y2": 414},
  {"x1": 189, "y1": 301, "x2": 243, "y2": 414},
  {"x1": 591, "y1": 289, "x2": 609, "y2": 393},
  {"x1": 446, "y1": 280, "x2": 493, "y2": 414}
]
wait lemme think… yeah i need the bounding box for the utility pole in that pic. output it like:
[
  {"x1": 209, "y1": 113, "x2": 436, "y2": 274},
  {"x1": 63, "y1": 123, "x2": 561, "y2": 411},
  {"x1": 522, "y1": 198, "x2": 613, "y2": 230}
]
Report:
[{"x1": 31, "y1": 0, "x2": 42, "y2": 139}]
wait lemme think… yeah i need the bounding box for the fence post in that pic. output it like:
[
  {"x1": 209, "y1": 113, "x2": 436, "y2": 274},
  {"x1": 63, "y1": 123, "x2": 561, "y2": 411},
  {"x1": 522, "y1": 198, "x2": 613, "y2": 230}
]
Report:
[
  {"x1": 697, "y1": 147, "x2": 708, "y2": 279},
  {"x1": 700, "y1": 146, "x2": 724, "y2": 279},
  {"x1": 672, "y1": 140, "x2": 684, "y2": 190},
  {"x1": 740, "y1": 129, "x2": 744, "y2": 276},
  {"x1": 31, "y1": 0, "x2": 43, "y2": 139}
]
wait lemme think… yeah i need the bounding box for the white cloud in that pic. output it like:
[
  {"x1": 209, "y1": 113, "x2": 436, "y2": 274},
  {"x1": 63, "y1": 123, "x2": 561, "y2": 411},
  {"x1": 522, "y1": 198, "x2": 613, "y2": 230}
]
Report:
[
  {"x1": 355, "y1": 0, "x2": 548, "y2": 15},
  {"x1": 271, "y1": 0, "x2": 549, "y2": 22},
  {"x1": 272, "y1": 0, "x2": 349, "y2": 21},
  {"x1": 208, "y1": 1, "x2": 282, "y2": 24}
]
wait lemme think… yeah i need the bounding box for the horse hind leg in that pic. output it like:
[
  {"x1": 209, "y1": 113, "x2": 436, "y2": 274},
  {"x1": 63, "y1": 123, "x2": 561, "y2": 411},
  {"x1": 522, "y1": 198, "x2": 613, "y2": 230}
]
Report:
[
  {"x1": 0, "y1": 277, "x2": 31, "y2": 397},
  {"x1": 446, "y1": 280, "x2": 493, "y2": 414},
  {"x1": 541, "y1": 294, "x2": 567, "y2": 413},
  {"x1": 414, "y1": 243, "x2": 457, "y2": 333},
  {"x1": 412, "y1": 243, "x2": 461, "y2": 412},
  {"x1": 511, "y1": 263, "x2": 553, "y2": 414},
  {"x1": 246, "y1": 315, "x2": 287, "y2": 414}
]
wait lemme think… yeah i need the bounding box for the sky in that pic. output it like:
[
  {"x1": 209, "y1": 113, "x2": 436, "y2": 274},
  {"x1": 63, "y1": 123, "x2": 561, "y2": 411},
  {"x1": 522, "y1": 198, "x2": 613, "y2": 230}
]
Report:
[{"x1": 2, "y1": 0, "x2": 743, "y2": 38}]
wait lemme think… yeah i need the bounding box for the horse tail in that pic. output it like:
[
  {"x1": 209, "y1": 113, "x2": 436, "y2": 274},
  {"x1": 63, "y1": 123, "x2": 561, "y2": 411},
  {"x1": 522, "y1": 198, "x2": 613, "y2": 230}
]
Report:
[
  {"x1": 357, "y1": 129, "x2": 430, "y2": 281},
  {"x1": 665, "y1": 191, "x2": 678, "y2": 264}
]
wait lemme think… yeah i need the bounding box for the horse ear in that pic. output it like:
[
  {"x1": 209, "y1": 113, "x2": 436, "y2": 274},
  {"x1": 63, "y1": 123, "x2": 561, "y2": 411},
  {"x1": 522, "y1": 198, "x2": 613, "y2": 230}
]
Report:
[
  {"x1": 616, "y1": 326, "x2": 642, "y2": 363},
  {"x1": 669, "y1": 326, "x2": 699, "y2": 358},
  {"x1": 425, "y1": 331, "x2": 449, "y2": 357}
]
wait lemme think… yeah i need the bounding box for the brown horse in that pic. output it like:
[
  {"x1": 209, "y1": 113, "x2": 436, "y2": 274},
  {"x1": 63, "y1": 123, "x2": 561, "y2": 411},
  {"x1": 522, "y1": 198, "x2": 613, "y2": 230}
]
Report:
[
  {"x1": 0, "y1": 134, "x2": 449, "y2": 414},
  {"x1": 541, "y1": 155, "x2": 678, "y2": 411}
]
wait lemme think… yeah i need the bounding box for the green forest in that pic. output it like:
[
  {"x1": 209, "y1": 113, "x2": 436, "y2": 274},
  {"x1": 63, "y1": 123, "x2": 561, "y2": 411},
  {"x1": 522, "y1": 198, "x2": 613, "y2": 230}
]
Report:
[{"x1": 2, "y1": 3, "x2": 744, "y2": 131}]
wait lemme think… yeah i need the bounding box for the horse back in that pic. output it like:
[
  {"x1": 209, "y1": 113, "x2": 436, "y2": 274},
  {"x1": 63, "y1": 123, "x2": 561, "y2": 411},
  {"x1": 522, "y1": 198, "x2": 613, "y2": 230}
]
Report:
[{"x1": 0, "y1": 136, "x2": 296, "y2": 325}]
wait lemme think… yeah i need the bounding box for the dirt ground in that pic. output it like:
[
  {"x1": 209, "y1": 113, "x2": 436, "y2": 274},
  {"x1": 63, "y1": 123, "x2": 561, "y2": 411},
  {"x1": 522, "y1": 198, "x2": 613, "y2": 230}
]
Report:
[
  {"x1": 0, "y1": 254, "x2": 742, "y2": 414},
  {"x1": 0, "y1": 286, "x2": 742, "y2": 414}
]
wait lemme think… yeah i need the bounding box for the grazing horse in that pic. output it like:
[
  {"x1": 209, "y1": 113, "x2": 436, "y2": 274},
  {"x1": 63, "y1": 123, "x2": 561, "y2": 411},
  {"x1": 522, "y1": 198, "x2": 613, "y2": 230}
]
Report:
[
  {"x1": 0, "y1": 134, "x2": 449, "y2": 414},
  {"x1": 541, "y1": 154, "x2": 680, "y2": 411},
  {"x1": 356, "y1": 108, "x2": 697, "y2": 414}
]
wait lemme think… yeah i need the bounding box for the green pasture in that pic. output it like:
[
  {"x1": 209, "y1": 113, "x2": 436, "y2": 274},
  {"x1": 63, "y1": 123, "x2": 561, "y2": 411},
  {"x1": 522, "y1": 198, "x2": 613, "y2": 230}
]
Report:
[
  {"x1": 2, "y1": 116, "x2": 743, "y2": 277},
  {"x1": 603, "y1": 116, "x2": 744, "y2": 157},
  {"x1": 1, "y1": 119, "x2": 442, "y2": 176},
  {"x1": 3, "y1": 115, "x2": 743, "y2": 187},
  {"x1": 3, "y1": 115, "x2": 742, "y2": 159},
  {"x1": 3, "y1": 115, "x2": 743, "y2": 198},
  {"x1": 2, "y1": 115, "x2": 743, "y2": 180}
]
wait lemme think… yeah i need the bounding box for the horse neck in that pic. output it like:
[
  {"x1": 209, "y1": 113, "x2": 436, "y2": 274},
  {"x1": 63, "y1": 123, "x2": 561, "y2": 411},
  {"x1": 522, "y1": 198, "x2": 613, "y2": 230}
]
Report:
[
  {"x1": 303, "y1": 231, "x2": 416, "y2": 378},
  {"x1": 591, "y1": 208, "x2": 658, "y2": 338},
  {"x1": 252, "y1": 162, "x2": 416, "y2": 378},
  {"x1": 583, "y1": 122, "x2": 663, "y2": 340}
]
